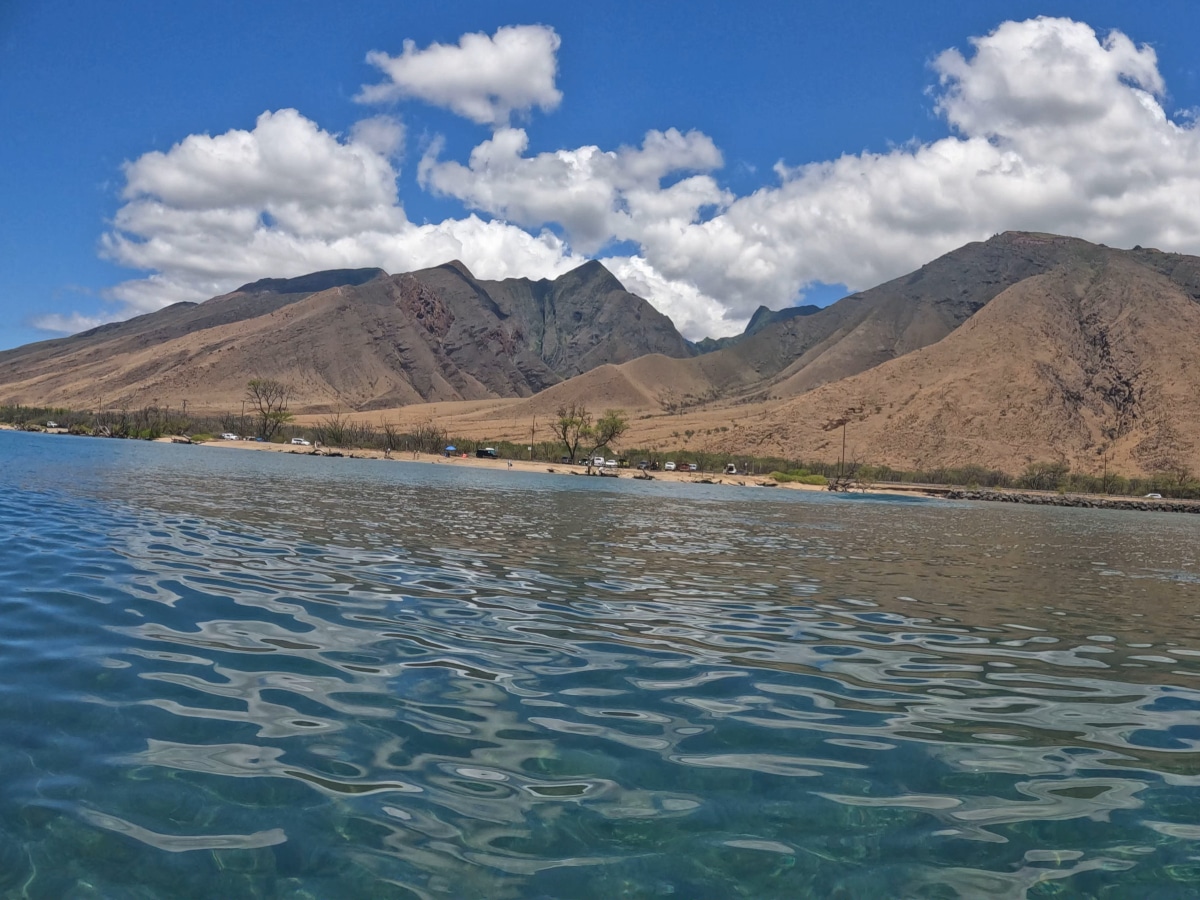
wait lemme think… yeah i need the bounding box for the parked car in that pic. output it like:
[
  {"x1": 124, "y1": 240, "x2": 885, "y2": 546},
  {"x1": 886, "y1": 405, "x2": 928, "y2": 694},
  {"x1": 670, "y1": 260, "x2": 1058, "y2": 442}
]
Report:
[
  {"x1": 290, "y1": 437, "x2": 310, "y2": 446},
  {"x1": 592, "y1": 456, "x2": 606, "y2": 467},
  {"x1": 476, "y1": 447, "x2": 499, "y2": 459},
  {"x1": 664, "y1": 461, "x2": 676, "y2": 471},
  {"x1": 636, "y1": 460, "x2": 650, "y2": 469},
  {"x1": 45, "y1": 421, "x2": 59, "y2": 429},
  {"x1": 221, "y1": 433, "x2": 240, "y2": 441},
  {"x1": 686, "y1": 463, "x2": 699, "y2": 472},
  {"x1": 724, "y1": 463, "x2": 738, "y2": 475},
  {"x1": 604, "y1": 459, "x2": 618, "y2": 468},
  {"x1": 1144, "y1": 493, "x2": 1163, "y2": 499}
]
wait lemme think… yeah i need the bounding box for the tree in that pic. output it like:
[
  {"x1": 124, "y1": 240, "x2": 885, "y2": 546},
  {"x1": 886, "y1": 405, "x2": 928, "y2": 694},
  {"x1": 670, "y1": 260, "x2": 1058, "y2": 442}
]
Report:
[
  {"x1": 553, "y1": 403, "x2": 592, "y2": 463},
  {"x1": 245, "y1": 378, "x2": 293, "y2": 441},
  {"x1": 409, "y1": 418, "x2": 447, "y2": 455},
  {"x1": 380, "y1": 418, "x2": 400, "y2": 458},
  {"x1": 316, "y1": 408, "x2": 349, "y2": 447},
  {"x1": 1020, "y1": 460, "x2": 1070, "y2": 492},
  {"x1": 587, "y1": 408, "x2": 629, "y2": 465}
]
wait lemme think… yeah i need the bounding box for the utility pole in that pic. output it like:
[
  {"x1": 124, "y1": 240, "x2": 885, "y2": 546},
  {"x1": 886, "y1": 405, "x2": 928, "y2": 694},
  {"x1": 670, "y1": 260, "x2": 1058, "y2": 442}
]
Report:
[
  {"x1": 530, "y1": 416, "x2": 536, "y2": 461},
  {"x1": 840, "y1": 420, "x2": 847, "y2": 481}
]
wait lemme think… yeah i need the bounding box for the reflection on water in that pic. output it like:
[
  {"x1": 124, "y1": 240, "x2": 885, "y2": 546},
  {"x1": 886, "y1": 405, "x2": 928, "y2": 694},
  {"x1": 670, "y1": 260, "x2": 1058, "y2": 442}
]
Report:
[{"x1": 2, "y1": 430, "x2": 1199, "y2": 898}]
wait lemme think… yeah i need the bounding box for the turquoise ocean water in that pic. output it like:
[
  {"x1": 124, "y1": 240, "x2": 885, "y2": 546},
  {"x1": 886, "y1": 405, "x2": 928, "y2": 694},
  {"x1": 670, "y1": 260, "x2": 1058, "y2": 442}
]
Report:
[{"x1": 1, "y1": 429, "x2": 1198, "y2": 898}]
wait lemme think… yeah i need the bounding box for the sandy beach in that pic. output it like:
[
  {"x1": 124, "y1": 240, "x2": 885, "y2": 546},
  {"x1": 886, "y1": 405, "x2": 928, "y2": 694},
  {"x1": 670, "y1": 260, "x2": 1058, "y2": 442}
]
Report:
[
  {"x1": 1, "y1": 423, "x2": 927, "y2": 497},
  {"x1": 187, "y1": 436, "x2": 921, "y2": 495}
]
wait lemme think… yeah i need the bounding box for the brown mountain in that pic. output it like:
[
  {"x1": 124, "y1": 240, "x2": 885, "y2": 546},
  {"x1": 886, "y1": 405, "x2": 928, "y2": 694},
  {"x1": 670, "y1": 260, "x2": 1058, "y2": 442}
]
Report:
[
  {"x1": 475, "y1": 233, "x2": 1199, "y2": 476},
  {"x1": 6, "y1": 231, "x2": 1200, "y2": 476},
  {"x1": 699, "y1": 242, "x2": 1200, "y2": 475},
  {"x1": 601, "y1": 231, "x2": 1124, "y2": 407},
  {"x1": 0, "y1": 260, "x2": 694, "y2": 412}
]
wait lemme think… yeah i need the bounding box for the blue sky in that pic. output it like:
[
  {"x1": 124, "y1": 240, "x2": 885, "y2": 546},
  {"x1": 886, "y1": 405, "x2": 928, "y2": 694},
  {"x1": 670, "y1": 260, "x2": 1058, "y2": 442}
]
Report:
[{"x1": 4, "y1": 1, "x2": 1200, "y2": 351}]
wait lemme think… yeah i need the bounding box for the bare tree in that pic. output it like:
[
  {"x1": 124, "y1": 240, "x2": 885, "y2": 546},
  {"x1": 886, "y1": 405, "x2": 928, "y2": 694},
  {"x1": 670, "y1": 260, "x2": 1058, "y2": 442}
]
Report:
[
  {"x1": 408, "y1": 419, "x2": 447, "y2": 455},
  {"x1": 316, "y1": 408, "x2": 349, "y2": 447},
  {"x1": 380, "y1": 418, "x2": 400, "y2": 458},
  {"x1": 245, "y1": 378, "x2": 293, "y2": 441},
  {"x1": 345, "y1": 419, "x2": 377, "y2": 448}
]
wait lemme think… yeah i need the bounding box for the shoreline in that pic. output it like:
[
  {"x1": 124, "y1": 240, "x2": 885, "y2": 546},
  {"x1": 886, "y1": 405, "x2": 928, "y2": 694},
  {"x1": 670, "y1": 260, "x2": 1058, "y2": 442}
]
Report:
[
  {"x1": 169, "y1": 442, "x2": 1200, "y2": 507},
  {"x1": 13, "y1": 427, "x2": 1198, "y2": 510},
  {"x1": 8, "y1": 423, "x2": 864, "y2": 493},
  {"x1": 193, "y1": 436, "x2": 855, "y2": 494}
]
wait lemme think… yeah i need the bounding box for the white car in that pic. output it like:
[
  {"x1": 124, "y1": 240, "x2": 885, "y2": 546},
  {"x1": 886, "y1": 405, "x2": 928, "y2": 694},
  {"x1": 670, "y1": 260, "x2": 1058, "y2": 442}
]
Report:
[
  {"x1": 1144, "y1": 493, "x2": 1163, "y2": 499},
  {"x1": 290, "y1": 437, "x2": 311, "y2": 445},
  {"x1": 592, "y1": 456, "x2": 606, "y2": 467},
  {"x1": 604, "y1": 459, "x2": 618, "y2": 468},
  {"x1": 221, "y1": 433, "x2": 240, "y2": 441},
  {"x1": 664, "y1": 461, "x2": 676, "y2": 471}
]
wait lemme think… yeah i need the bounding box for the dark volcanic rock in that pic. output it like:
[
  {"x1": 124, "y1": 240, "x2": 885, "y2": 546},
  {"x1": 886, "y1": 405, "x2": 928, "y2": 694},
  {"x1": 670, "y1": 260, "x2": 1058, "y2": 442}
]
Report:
[{"x1": 946, "y1": 489, "x2": 1200, "y2": 514}]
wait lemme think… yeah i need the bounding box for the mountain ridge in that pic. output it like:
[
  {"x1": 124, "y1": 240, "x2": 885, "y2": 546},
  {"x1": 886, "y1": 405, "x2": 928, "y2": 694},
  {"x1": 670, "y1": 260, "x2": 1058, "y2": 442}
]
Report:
[
  {"x1": 0, "y1": 260, "x2": 695, "y2": 411},
  {"x1": 4, "y1": 232, "x2": 1200, "y2": 476}
]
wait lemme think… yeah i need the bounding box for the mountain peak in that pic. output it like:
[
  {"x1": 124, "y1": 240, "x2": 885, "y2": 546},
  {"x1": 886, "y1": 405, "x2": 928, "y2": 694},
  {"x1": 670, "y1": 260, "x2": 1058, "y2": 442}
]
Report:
[
  {"x1": 558, "y1": 259, "x2": 624, "y2": 292},
  {"x1": 235, "y1": 267, "x2": 387, "y2": 296},
  {"x1": 436, "y1": 259, "x2": 477, "y2": 280}
]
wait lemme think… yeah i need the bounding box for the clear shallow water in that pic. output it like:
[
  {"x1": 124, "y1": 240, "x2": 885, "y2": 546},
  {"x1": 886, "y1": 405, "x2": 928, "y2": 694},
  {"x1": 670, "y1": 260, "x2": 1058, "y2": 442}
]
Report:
[{"x1": 1, "y1": 431, "x2": 1199, "y2": 899}]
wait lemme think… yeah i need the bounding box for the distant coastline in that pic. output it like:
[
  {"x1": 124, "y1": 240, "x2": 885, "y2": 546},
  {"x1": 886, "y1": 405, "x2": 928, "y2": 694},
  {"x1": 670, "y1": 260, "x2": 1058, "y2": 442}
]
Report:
[
  {"x1": 11, "y1": 424, "x2": 1200, "y2": 512},
  {"x1": 0, "y1": 424, "x2": 916, "y2": 497}
]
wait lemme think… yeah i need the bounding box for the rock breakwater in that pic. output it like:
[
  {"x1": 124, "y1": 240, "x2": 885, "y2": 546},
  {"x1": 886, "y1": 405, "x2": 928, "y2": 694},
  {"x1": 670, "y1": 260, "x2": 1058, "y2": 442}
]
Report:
[{"x1": 945, "y1": 489, "x2": 1200, "y2": 514}]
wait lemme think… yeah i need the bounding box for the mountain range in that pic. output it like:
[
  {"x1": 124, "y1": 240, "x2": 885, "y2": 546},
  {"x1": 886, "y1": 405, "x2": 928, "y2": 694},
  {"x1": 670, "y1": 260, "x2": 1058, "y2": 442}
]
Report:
[
  {"x1": 2, "y1": 231, "x2": 1198, "y2": 476},
  {"x1": 0, "y1": 260, "x2": 693, "y2": 412}
]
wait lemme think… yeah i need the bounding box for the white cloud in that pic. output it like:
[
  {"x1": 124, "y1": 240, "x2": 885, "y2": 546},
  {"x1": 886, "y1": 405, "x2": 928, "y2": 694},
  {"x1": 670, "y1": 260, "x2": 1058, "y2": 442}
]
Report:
[
  {"x1": 49, "y1": 17, "x2": 1200, "y2": 346},
  {"x1": 600, "y1": 256, "x2": 736, "y2": 339},
  {"x1": 97, "y1": 108, "x2": 581, "y2": 321},
  {"x1": 350, "y1": 115, "x2": 405, "y2": 158},
  {"x1": 29, "y1": 311, "x2": 120, "y2": 335},
  {"x1": 356, "y1": 25, "x2": 561, "y2": 127},
  {"x1": 419, "y1": 126, "x2": 728, "y2": 253},
  {"x1": 417, "y1": 17, "x2": 1200, "y2": 319},
  {"x1": 933, "y1": 17, "x2": 1165, "y2": 139}
]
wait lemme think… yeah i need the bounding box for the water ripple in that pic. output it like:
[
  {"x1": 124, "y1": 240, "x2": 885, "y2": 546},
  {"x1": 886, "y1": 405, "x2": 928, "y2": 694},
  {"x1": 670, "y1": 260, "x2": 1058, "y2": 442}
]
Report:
[{"x1": 2, "y1": 431, "x2": 1200, "y2": 897}]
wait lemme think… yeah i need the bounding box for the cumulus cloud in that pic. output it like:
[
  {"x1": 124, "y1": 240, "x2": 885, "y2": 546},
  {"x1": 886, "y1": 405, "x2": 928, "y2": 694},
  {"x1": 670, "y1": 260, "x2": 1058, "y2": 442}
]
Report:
[
  {"x1": 418, "y1": 16, "x2": 1200, "y2": 318},
  {"x1": 600, "y1": 255, "x2": 737, "y2": 339},
  {"x1": 350, "y1": 115, "x2": 405, "y2": 158},
  {"x1": 356, "y1": 25, "x2": 562, "y2": 127},
  {"x1": 99, "y1": 108, "x2": 579, "y2": 317},
  {"x1": 934, "y1": 17, "x2": 1165, "y2": 138},
  {"x1": 55, "y1": 16, "x2": 1200, "y2": 344},
  {"x1": 419, "y1": 126, "x2": 728, "y2": 253}
]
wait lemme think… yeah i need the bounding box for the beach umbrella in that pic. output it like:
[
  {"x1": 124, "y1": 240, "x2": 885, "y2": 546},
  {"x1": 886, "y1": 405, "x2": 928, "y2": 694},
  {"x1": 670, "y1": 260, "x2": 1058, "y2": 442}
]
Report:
[{"x1": 445, "y1": 445, "x2": 456, "y2": 452}]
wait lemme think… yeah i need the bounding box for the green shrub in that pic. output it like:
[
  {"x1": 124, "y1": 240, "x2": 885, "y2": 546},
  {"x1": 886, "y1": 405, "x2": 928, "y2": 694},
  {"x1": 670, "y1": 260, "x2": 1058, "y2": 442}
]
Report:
[{"x1": 770, "y1": 471, "x2": 828, "y2": 485}]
